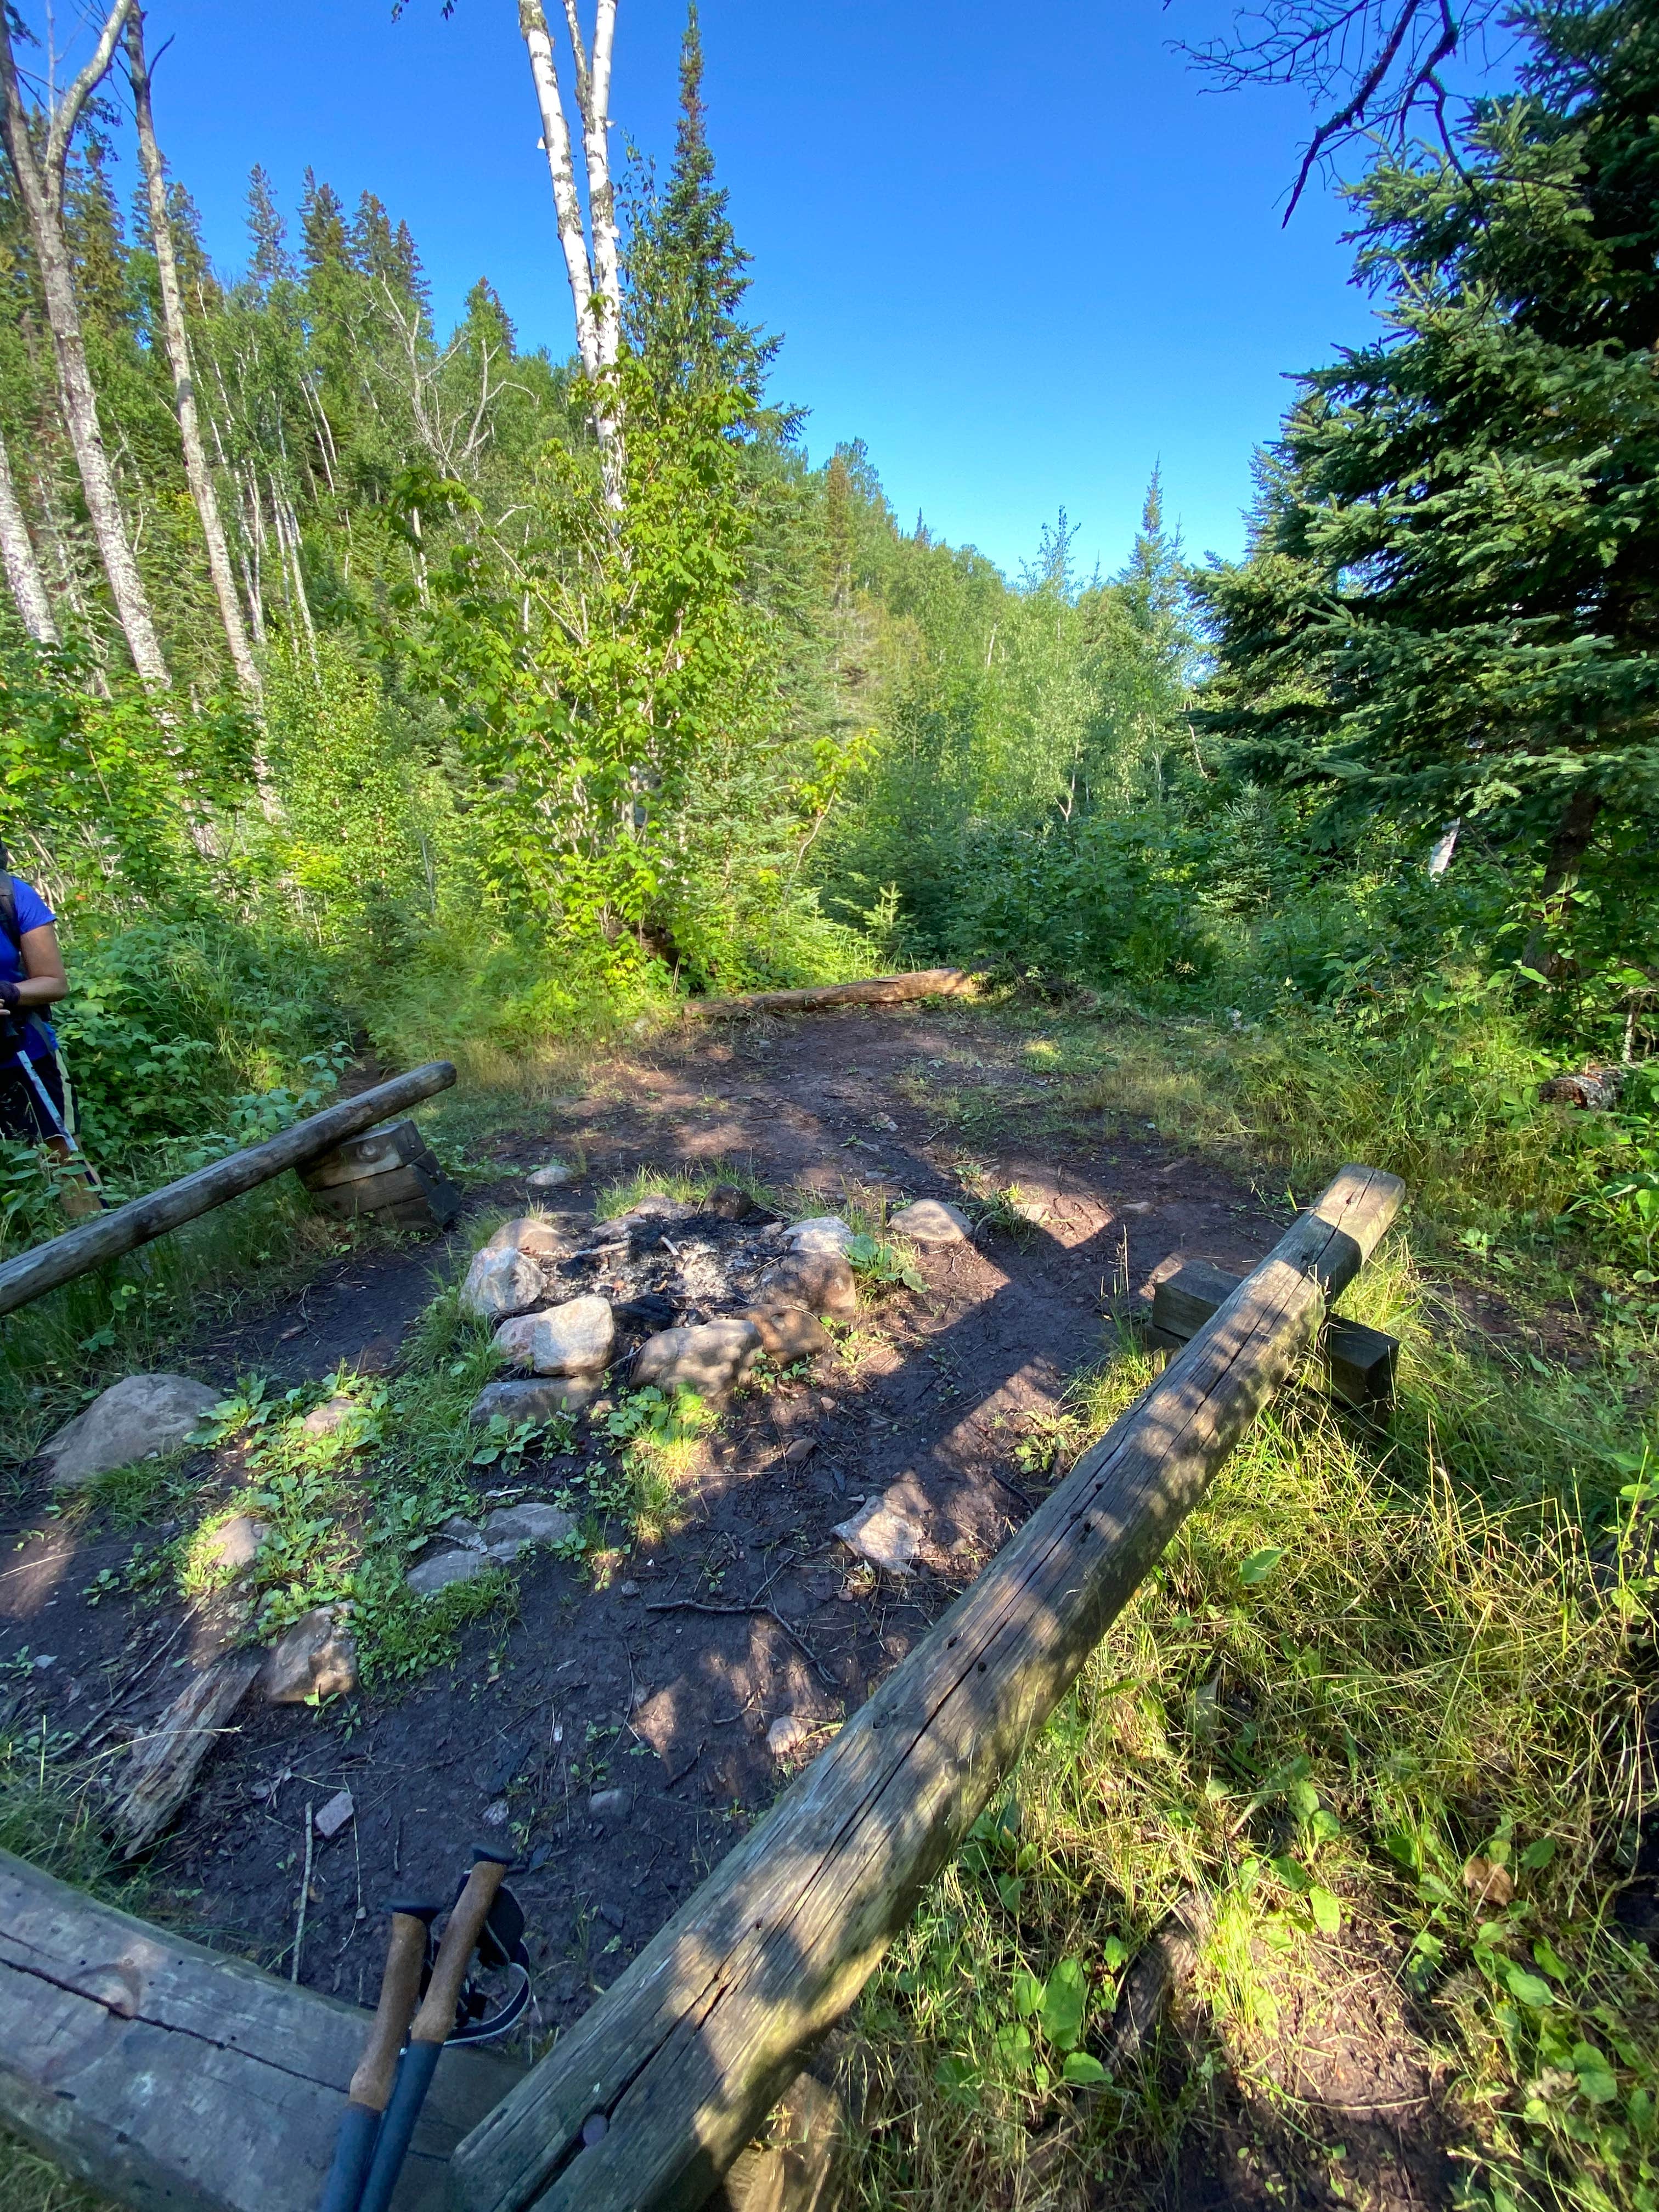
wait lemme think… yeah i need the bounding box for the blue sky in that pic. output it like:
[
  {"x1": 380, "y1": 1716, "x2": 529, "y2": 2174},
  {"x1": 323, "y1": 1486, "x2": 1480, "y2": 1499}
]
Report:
[{"x1": 41, "y1": 0, "x2": 1385, "y2": 577}]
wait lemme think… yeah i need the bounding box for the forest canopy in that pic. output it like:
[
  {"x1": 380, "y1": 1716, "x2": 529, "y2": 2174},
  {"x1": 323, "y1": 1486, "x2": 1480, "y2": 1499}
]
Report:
[{"x1": 0, "y1": 0, "x2": 1651, "y2": 1210}]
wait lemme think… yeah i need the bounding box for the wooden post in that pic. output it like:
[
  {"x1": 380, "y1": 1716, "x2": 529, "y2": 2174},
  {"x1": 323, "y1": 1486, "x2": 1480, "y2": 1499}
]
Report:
[
  {"x1": 450, "y1": 1164, "x2": 1406, "y2": 2212},
  {"x1": 1150, "y1": 1259, "x2": 1400, "y2": 1409},
  {"x1": 681, "y1": 970, "x2": 977, "y2": 1020},
  {"x1": 0, "y1": 1063, "x2": 456, "y2": 1321}
]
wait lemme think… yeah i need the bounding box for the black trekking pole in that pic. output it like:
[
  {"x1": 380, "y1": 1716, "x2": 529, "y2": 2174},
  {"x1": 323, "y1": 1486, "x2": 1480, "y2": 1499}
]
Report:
[
  {"x1": 353, "y1": 1849, "x2": 515, "y2": 2212},
  {"x1": 317, "y1": 1900, "x2": 441, "y2": 2212}
]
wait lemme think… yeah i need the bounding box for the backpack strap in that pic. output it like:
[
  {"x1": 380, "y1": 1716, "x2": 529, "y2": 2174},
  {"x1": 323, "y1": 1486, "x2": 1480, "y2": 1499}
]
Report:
[{"x1": 0, "y1": 877, "x2": 18, "y2": 956}]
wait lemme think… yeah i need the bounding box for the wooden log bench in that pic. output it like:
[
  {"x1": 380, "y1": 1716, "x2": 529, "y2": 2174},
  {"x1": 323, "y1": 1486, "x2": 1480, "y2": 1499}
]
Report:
[
  {"x1": 682, "y1": 970, "x2": 978, "y2": 1020},
  {"x1": 0, "y1": 1063, "x2": 456, "y2": 1321},
  {"x1": 449, "y1": 1163, "x2": 1405, "y2": 2212},
  {"x1": 0, "y1": 1847, "x2": 517, "y2": 2211}
]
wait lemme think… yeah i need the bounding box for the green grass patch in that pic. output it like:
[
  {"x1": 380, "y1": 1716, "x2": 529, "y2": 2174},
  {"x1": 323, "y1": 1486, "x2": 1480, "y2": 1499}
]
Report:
[{"x1": 851, "y1": 1243, "x2": 1658, "y2": 2211}]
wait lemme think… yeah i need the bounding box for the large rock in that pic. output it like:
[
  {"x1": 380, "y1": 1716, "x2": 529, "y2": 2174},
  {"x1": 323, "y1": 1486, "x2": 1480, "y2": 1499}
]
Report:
[
  {"x1": 527, "y1": 1159, "x2": 575, "y2": 1191},
  {"x1": 405, "y1": 1547, "x2": 495, "y2": 1596},
  {"x1": 834, "y1": 1485, "x2": 926, "y2": 1577},
  {"x1": 481, "y1": 1503, "x2": 575, "y2": 1557},
  {"x1": 741, "y1": 1301, "x2": 833, "y2": 1364},
  {"x1": 461, "y1": 1214, "x2": 577, "y2": 1322},
  {"x1": 300, "y1": 1395, "x2": 373, "y2": 1446},
  {"x1": 469, "y1": 1376, "x2": 599, "y2": 1427},
  {"x1": 765, "y1": 1251, "x2": 858, "y2": 1323},
  {"x1": 41, "y1": 1373, "x2": 221, "y2": 1490},
  {"x1": 483, "y1": 1212, "x2": 573, "y2": 1261},
  {"x1": 704, "y1": 1182, "x2": 758, "y2": 1221},
  {"x1": 492, "y1": 1295, "x2": 615, "y2": 1376},
  {"x1": 633, "y1": 1318, "x2": 760, "y2": 1397},
  {"x1": 257, "y1": 1605, "x2": 358, "y2": 1702},
  {"x1": 785, "y1": 1216, "x2": 855, "y2": 1257},
  {"x1": 888, "y1": 1198, "x2": 970, "y2": 1245},
  {"x1": 199, "y1": 1515, "x2": 267, "y2": 1575},
  {"x1": 461, "y1": 1244, "x2": 551, "y2": 1324}
]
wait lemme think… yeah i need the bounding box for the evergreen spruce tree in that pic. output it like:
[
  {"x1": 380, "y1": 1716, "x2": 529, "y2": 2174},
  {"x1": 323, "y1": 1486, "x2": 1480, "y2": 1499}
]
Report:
[
  {"x1": 299, "y1": 172, "x2": 350, "y2": 283},
  {"x1": 1197, "y1": 0, "x2": 1659, "y2": 923},
  {"x1": 245, "y1": 166, "x2": 293, "y2": 292},
  {"x1": 622, "y1": 3, "x2": 776, "y2": 414}
]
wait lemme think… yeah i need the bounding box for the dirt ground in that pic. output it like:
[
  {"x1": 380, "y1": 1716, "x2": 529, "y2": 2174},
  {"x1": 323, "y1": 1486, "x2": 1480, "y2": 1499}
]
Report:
[{"x1": 0, "y1": 1002, "x2": 1451, "y2": 2208}]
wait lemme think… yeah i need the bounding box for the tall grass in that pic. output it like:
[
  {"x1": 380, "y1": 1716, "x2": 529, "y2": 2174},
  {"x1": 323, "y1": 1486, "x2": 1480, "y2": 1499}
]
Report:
[{"x1": 850, "y1": 1243, "x2": 1658, "y2": 2211}]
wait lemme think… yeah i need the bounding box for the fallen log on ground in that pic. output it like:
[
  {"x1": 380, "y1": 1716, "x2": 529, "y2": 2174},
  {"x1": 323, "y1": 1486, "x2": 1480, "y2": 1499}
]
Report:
[
  {"x1": 0, "y1": 1062, "x2": 456, "y2": 1321},
  {"x1": 106, "y1": 1650, "x2": 262, "y2": 1859},
  {"x1": 681, "y1": 969, "x2": 978, "y2": 1020},
  {"x1": 450, "y1": 1161, "x2": 1406, "y2": 2212},
  {"x1": 0, "y1": 1846, "x2": 517, "y2": 2211}
]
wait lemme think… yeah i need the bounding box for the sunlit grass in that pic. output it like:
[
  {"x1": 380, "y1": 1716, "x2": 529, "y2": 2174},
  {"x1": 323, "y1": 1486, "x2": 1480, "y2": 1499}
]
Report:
[{"x1": 850, "y1": 1249, "x2": 1659, "y2": 2211}]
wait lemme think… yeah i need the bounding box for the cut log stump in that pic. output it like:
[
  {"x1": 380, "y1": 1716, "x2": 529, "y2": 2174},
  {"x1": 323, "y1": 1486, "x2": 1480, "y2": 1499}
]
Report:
[
  {"x1": 1150, "y1": 1259, "x2": 1399, "y2": 1411},
  {"x1": 713, "y1": 2072, "x2": 847, "y2": 2212},
  {"x1": 0, "y1": 1846, "x2": 518, "y2": 2211},
  {"x1": 300, "y1": 1119, "x2": 462, "y2": 1229}
]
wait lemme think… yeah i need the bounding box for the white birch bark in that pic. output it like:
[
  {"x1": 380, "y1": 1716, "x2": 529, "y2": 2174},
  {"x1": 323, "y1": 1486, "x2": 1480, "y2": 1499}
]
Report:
[
  {"x1": 518, "y1": 0, "x2": 624, "y2": 504},
  {"x1": 0, "y1": 424, "x2": 58, "y2": 644},
  {"x1": 125, "y1": 7, "x2": 260, "y2": 701},
  {"x1": 520, "y1": 0, "x2": 600, "y2": 381},
  {"x1": 563, "y1": 0, "x2": 621, "y2": 370},
  {"x1": 0, "y1": 0, "x2": 171, "y2": 689}
]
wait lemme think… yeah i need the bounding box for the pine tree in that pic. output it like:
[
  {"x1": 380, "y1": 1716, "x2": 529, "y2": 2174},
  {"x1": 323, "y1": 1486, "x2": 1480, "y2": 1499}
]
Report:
[
  {"x1": 245, "y1": 166, "x2": 292, "y2": 291},
  {"x1": 353, "y1": 191, "x2": 428, "y2": 314},
  {"x1": 299, "y1": 172, "x2": 350, "y2": 283},
  {"x1": 622, "y1": 3, "x2": 775, "y2": 414},
  {"x1": 1195, "y1": 0, "x2": 1659, "y2": 913}
]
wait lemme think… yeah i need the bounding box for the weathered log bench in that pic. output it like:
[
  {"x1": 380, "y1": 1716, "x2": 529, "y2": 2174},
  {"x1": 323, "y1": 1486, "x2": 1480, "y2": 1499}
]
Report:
[
  {"x1": 0, "y1": 1847, "x2": 516, "y2": 2211},
  {"x1": 299, "y1": 1116, "x2": 462, "y2": 1229},
  {"x1": 682, "y1": 969, "x2": 978, "y2": 1020},
  {"x1": 1149, "y1": 1255, "x2": 1400, "y2": 1409},
  {"x1": 0, "y1": 1063, "x2": 458, "y2": 1321}
]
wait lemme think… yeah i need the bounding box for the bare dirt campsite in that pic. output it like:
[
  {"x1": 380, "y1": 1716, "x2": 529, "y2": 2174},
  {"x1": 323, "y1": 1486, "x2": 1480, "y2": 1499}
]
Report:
[
  {"x1": 4, "y1": 989, "x2": 1606, "y2": 2212},
  {"x1": 1, "y1": 0, "x2": 1656, "y2": 2205}
]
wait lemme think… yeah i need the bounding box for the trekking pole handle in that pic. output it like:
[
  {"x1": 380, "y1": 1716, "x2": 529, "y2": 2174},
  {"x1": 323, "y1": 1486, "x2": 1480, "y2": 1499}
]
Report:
[
  {"x1": 349, "y1": 1909, "x2": 435, "y2": 2111},
  {"x1": 409, "y1": 1852, "x2": 512, "y2": 2047}
]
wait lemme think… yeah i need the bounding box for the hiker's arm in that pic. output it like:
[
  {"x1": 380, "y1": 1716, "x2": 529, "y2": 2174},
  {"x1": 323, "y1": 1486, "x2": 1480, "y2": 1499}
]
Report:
[{"x1": 12, "y1": 924, "x2": 69, "y2": 1009}]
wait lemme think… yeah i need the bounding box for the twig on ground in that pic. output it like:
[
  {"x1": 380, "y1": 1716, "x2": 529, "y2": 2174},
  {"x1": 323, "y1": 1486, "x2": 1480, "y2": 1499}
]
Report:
[
  {"x1": 645, "y1": 1595, "x2": 837, "y2": 1686},
  {"x1": 291, "y1": 1803, "x2": 315, "y2": 1985}
]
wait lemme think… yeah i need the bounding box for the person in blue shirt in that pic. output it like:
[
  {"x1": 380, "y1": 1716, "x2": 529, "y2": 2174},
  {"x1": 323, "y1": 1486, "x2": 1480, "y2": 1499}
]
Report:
[{"x1": 0, "y1": 845, "x2": 78, "y2": 1164}]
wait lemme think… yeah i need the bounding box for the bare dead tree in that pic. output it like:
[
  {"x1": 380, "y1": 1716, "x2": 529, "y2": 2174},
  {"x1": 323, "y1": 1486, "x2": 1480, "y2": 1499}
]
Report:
[
  {"x1": 0, "y1": 0, "x2": 171, "y2": 685},
  {"x1": 375, "y1": 279, "x2": 510, "y2": 479},
  {"x1": 1181, "y1": 0, "x2": 1509, "y2": 218},
  {"x1": 517, "y1": 0, "x2": 624, "y2": 504},
  {"x1": 123, "y1": 5, "x2": 261, "y2": 703},
  {"x1": 0, "y1": 422, "x2": 58, "y2": 644}
]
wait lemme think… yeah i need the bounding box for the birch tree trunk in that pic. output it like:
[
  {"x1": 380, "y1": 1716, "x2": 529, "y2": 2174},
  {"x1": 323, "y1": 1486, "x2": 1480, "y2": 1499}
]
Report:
[
  {"x1": 0, "y1": 425, "x2": 58, "y2": 644},
  {"x1": 125, "y1": 7, "x2": 260, "y2": 702},
  {"x1": 518, "y1": 0, "x2": 624, "y2": 505},
  {"x1": 0, "y1": 0, "x2": 171, "y2": 689}
]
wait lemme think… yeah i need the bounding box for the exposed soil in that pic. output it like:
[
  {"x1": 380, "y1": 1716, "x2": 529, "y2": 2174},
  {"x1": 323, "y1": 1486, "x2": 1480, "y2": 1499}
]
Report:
[
  {"x1": 1169, "y1": 1921, "x2": 1457, "y2": 2210},
  {"x1": 0, "y1": 1002, "x2": 1454, "y2": 2202}
]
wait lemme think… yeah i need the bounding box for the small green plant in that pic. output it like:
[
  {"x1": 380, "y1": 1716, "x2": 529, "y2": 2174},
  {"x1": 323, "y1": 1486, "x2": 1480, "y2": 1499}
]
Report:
[
  {"x1": 975, "y1": 1184, "x2": 1045, "y2": 1242},
  {"x1": 603, "y1": 1385, "x2": 712, "y2": 1542},
  {"x1": 845, "y1": 1232, "x2": 924, "y2": 1294}
]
